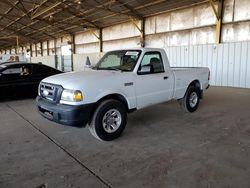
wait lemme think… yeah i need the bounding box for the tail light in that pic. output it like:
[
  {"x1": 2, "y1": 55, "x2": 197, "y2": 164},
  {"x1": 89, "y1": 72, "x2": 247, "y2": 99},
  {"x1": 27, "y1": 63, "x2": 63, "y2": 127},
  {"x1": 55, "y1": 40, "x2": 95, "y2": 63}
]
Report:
[{"x1": 208, "y1": 71, "x2": 210, "y2": 81}]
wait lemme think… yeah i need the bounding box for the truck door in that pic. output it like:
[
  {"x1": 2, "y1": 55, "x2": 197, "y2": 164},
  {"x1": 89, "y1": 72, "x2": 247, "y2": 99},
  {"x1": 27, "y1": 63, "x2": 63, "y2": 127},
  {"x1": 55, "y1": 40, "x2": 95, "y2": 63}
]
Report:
[{"x1": 135, "y1": 51, "x2": 174, "y2": 109}]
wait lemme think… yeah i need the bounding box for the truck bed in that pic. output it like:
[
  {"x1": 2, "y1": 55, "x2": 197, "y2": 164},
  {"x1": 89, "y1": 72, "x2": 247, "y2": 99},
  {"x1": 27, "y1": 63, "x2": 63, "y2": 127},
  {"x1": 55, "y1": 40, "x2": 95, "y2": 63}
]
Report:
[
  {"x1": 171, "y1": 67, "x2": 210, "y2": 99},
  {"x1": 171, "y1": 67, "x2": 207, "y2": 70}
]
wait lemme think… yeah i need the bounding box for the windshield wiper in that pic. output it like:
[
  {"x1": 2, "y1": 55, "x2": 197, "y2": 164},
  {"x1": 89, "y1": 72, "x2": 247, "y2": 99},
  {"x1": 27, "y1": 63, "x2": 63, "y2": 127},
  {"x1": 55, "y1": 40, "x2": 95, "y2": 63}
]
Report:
[
  {"x1": 98, "y1": 67, "x2": 123, "y2": 72},
  {"x1": 107, "y1": 67, "x2": 122, "y2": 71}
]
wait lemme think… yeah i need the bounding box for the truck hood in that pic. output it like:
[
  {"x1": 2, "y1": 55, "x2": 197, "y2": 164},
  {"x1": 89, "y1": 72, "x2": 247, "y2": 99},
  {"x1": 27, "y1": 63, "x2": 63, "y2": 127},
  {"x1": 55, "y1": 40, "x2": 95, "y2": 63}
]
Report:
[{"x1": 41, "y1": 70, "x2": 126, "y2": 89}]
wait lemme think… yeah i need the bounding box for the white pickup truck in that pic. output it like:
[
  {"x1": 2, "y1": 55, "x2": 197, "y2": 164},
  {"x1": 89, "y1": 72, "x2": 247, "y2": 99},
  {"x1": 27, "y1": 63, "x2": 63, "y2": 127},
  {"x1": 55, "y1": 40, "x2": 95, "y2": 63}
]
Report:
[{"x1": 36, "y1": 48, "x2": 210, "y2": 141}]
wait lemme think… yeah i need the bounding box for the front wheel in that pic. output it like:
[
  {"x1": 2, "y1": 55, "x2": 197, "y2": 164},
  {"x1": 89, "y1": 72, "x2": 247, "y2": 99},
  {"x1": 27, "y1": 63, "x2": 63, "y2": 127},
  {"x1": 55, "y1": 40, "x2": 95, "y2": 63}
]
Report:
[
  {"x1": 88, "y1": 99, "x2": 127, "y2": 141},
  {"x1": 179, "y1": 86, "x2": 200, "y2": 112}
]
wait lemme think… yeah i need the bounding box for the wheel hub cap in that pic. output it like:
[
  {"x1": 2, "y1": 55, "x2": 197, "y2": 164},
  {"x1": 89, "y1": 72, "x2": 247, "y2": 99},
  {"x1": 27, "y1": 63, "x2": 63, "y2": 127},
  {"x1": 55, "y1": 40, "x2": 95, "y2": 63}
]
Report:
[
  {"x1": 189, "y1": 92, "x2": 198, "y2": 108},
  {"x1": 102, "y1": 109, "x2": 122, "y2": 133}
]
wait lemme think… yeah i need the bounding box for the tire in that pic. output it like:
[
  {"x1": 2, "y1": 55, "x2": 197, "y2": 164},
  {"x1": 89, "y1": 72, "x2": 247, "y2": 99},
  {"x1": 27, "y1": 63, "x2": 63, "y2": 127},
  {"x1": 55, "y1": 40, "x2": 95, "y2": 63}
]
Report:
[
  {"x1": 179, "y1": 85, "x2": 200, "y2": 113},
  {"x1": 88, "y1": 99, "x2": 127, "y2": 141}
]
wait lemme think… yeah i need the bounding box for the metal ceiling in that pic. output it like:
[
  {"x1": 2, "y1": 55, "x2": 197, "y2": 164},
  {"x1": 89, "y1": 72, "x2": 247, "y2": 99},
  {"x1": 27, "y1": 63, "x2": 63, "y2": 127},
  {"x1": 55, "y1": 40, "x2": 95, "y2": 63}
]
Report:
[{"x1": 0, "y1": 0, "x2": 208, "y2": 49}]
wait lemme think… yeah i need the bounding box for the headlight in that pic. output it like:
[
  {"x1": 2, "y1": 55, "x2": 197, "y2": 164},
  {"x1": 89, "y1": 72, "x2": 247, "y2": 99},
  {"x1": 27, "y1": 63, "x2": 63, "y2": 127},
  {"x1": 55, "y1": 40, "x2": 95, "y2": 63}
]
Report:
[
  {"x1": 61, "y1": 89, "x2": 83, "y2": 102},
  {"x1": 38, "y1": 84, "x2": 41, "y2": 96}
]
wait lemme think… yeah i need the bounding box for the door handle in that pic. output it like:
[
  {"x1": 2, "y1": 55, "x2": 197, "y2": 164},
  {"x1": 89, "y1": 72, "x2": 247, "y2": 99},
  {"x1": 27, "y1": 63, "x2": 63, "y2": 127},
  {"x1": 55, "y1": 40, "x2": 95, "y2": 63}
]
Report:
[{"x1": 163, "y1": 76, "x2": 169, "y2": 80}]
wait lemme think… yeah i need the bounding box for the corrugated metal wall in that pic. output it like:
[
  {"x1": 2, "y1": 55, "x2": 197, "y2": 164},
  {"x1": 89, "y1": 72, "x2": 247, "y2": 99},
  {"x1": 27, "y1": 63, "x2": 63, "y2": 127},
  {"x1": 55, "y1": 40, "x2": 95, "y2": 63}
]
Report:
[{"x1": 166, "y1": 42, "x2": 250, "y2": 88}]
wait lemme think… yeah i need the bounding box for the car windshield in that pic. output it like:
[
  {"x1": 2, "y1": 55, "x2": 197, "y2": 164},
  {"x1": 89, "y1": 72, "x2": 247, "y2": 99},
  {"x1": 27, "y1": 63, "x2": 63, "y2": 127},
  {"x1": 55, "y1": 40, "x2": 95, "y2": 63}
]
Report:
[{"x1": 95, "y1": 50, "x2": 141, "y2": 72}]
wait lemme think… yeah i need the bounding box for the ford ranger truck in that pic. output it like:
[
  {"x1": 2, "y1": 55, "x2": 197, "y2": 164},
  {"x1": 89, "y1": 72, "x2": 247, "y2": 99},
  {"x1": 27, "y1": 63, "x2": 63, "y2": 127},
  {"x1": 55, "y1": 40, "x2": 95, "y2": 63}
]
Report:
[{"x1": 36, "y1": 48, "x2": 210, "y2": 141}]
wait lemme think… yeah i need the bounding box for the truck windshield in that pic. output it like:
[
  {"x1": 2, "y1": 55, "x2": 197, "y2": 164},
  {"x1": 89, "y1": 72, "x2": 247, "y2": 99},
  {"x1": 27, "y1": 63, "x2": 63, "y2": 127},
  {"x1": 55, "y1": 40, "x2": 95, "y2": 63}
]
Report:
[{"x1": 95, "y1": 50, "x2": 141, "y2": 72}]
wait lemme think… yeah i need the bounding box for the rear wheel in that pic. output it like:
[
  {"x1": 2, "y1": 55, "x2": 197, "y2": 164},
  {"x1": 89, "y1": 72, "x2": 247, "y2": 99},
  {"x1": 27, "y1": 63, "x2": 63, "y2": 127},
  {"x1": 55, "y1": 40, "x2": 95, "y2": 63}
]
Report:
[
  {"x1": 179, "y1": 85, "x2": 200, "y2": 112},
  {"x1": 88, "y1": 99, "x2": 127, "y2": 141}
]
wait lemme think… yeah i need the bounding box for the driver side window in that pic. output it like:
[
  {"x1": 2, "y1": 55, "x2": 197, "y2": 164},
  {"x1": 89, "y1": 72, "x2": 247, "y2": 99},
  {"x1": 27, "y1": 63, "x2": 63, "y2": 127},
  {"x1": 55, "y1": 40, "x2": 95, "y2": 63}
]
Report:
[
  {"x1": 138, "y1": 52, "x2": 164, "y2": 74},
  {"x1": 2, "y1": 67, "x2": 21, "y2": 74},
  {"x1": 2, "y1": 65, "x2": 32, "y2": 76}
]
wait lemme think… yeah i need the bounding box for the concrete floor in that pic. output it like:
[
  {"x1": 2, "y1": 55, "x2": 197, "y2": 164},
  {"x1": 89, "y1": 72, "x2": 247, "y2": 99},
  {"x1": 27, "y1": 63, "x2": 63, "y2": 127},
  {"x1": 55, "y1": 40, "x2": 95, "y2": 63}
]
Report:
[{"x1": 0, "y1": 87, "x2": 250, "y2": 188}]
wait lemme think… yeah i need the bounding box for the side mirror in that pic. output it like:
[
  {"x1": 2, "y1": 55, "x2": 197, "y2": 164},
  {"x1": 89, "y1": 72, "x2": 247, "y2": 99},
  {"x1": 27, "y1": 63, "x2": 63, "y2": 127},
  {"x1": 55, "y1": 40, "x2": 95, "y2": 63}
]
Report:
[
  {"x1": 84, "y1": 56, "x2": 93, "y2": 70},
  {"x1": 85, "y1": 56, "x2": 91, "y2": 66},
  {"x1": 138, "y1": 65, "x2": 152, "y2": 75}
]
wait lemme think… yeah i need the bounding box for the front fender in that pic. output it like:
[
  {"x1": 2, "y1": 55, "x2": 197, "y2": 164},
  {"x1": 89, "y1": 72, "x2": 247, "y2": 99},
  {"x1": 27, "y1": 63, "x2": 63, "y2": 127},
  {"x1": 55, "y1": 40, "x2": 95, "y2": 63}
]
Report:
[{"x1": 95, "y1": 89, "x2": 135, "y2": 109}]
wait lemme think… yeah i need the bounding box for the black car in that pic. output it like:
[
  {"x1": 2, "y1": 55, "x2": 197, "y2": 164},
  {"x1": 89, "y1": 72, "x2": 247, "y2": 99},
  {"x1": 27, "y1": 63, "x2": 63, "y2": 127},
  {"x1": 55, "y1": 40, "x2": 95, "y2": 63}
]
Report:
[{"x1": 0, "y1": 62, "x2": 62, "y2": 99}]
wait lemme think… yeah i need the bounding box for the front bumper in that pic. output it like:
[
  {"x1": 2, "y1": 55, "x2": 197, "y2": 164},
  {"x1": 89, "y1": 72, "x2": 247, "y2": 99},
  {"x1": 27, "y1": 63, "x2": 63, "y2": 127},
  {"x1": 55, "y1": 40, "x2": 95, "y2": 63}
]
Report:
[{"x1": 36, "y1": 96, "x2": 94, "y2": 127}]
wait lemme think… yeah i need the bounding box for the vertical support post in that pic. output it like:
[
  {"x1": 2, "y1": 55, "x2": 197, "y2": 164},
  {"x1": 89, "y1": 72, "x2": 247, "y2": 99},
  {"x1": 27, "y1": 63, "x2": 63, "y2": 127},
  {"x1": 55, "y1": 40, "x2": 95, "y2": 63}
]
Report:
[
  {"x1": 217, "y1": 0, "x2": 224, "y2": 44},
  {"x1": 210, "y1": 0, "x2": 224, "y2": 44},
  {"x1": 29, "y1": 44, "x2": 32, "y2": 63},
  {"x1": 90, "y1": 29, "x2": 103, "y2": 52},
  {"x1": 47, "y1": 40, "x2": 49, "y2": 56},
  {"x1": 35, "y1": 43, "x2": 38, "y2": 57},
  {"x1": 16, "y1": 36, "x2": 19, "y2": 54},
  {"x1": 129, "y1": 17, "x2": 145, "y2": 47},
  {"x1": 71, "y1": 34, "x2": 76, "y2": 54},
  {"x1": 216, "y1": 19, "x2": 222, "y2": 44},
  {"x1": 99, "y1": 28, "x2": 103, "y2": 52},
  {"x1": 140, "y1": 18, "x2": 145, "y2": 47},
  {"x1": 30, "y1": 44, "x2": 33, "y2": 57},
  {"x1": 40, "y1": 42, "x2": 43, "y2": 56},
  {"x1": 71, "y1": 34, "x2": 75, "y2": 71},
  {"x1": 54, "y1": 39, "x2": 58, "y2": 69},
  {"x1": 54, "y1": 39, "x2": 57, "y2": 56}
]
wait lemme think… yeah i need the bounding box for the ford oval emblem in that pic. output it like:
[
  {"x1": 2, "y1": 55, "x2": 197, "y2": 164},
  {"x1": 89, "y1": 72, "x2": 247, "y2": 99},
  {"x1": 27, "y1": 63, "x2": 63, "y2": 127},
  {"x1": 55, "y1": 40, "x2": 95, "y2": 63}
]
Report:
[{"x1": 43, "y1": 90, "x2": 49, "y2": 96}]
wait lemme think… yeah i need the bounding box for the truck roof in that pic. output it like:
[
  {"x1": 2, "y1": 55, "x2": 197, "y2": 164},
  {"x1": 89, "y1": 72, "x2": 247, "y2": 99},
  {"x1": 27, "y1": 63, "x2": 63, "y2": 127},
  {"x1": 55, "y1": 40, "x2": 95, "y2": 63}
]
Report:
[{"x1": 107, "y1": 47, "x2": 165, "y2": 52}]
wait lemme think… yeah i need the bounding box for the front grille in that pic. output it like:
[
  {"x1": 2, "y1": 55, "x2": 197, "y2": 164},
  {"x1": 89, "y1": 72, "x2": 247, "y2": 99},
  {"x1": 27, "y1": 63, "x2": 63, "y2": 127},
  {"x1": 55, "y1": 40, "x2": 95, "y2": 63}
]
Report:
[{"x1": 40, "y1": 82, "x2": 63, "y2": 103}]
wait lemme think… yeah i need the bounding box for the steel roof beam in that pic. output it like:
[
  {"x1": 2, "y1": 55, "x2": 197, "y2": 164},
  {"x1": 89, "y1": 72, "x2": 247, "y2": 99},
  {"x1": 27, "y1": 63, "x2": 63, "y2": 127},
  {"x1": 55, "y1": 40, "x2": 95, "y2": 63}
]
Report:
[
  {"x1": 13, "y1": 4, "x2": 99, "y2": 37},
  {"x1": 31, "y1": 1, "x2": 64, "y2": 19},
  {"x1": 25, "y1": 0, "x2": 165, "y2": 40},
  {"x1": 91, "y1": 0, "x2": 166, "y2": 22},
  {"x1": 1, "y1": 14, "x2": 56, "y2": 40},
  {"x1": 4, "y1": 0, "x2": 29, "y2": 17},
  {"x1": 0, "y1": 0, "x2": 19, "y2": 21},
  {"x1": 60, "y1": 2, "x2": 100, "y2": 29},
  {"x1": 115, "y1": 0, "x2": 143, "y2": 20},
  {"x1": 0, "y1": 0, "x2": 50, "y2": 33},
  {"x1": 3, "y1": 0, "x2": 119, "y2": 36},
  {"x1": 35, "y1": 17, "x2": 73, "y2": 36},
  {"x1": 88, "y1": 0, "x2": 141, "y2": 20}
]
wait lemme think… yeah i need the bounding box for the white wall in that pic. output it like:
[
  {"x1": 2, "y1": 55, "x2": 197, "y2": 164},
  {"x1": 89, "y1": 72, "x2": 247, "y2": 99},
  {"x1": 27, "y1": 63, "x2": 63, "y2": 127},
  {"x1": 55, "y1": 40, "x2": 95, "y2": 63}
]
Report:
[
  {"x1": 31, "y1": 56, "x2": 56, "y2": 68},
  {"x1": 74, "y1": 22, "x2": 142, "y2": 53},
  {"x1": 75, "y1": 30, "x2": 100, "y2": 53},
  {"x1": 145, "y1": 3, "x2": 217, "y2": 46},
  {"x1": 73, "y1": 53, "x2": 103, "y2": 71}
]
